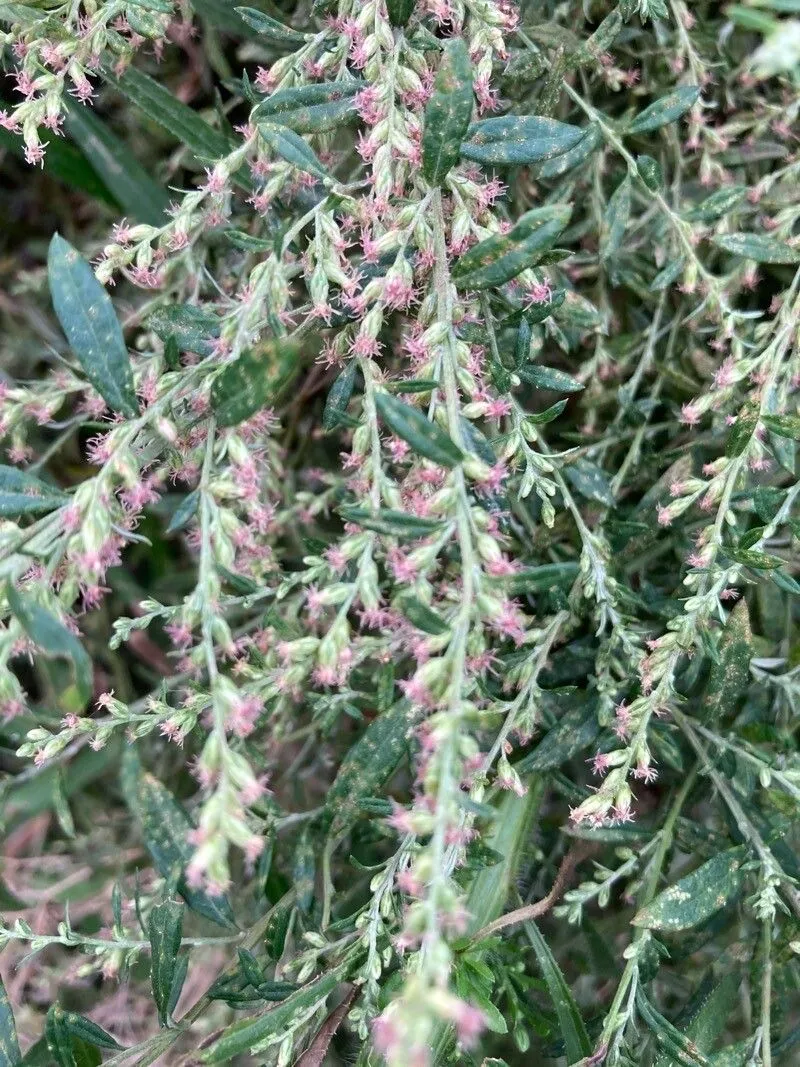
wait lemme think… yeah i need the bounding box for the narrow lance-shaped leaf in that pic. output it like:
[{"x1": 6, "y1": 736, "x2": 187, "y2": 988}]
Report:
[
  {"x1": 0, "y1": 465, "x2": 67, "y2": 518},
  {"x1": 700, "y1": 600, "x2": 752, "y2": 724},
  {"x1": 386, "y1": 0, "x2": 415, "y2": 26},
  {"x1": 121, "y1": 751, "x2": 237, "y2": 928},
  {"x1": 517, "y1": 363, "x2": 584, "y2": 393},
  {"x1": 627, "y1": 85, "x2": 701, "y2": 135},
  {"x1": 258, "y1": 123, "x2": 330, "y2": 181},
  {"x1": 202, "y1": 969, "x2": 345, "y2": 1063},
  {"x1": 375, "y1": 392, "x2": 463, "y2": 468},
  {"x1": 712, "y1": 232, "x2": 800, "y2": 265},
  {"x1": 460, "y1": 114, "x2": 585, "y2": 166},
  {"x1": 62, "y1": 98, "x2": 169, "y2": 226},
  {"x1": 254, "y1": 82, "x2": 365, "y2": 134},
  {"x1": 324, "y1": 701, "x2": 416, "y2": 837},
  {"x1": 633, "y1": 846, "x2": 748, "y2": 931},
  {"x1": 399, "y1": 595, "x2": 450, "y2": 635},
  {"x1": 100, "y1": 63, "x2": 234, "y2": 164},
  {"x1": 149, "y1": 898, "x2": 185, "y2": 1027},
  {"x1": 525, "y1": 921, "x2": 592, "y2": 1063},
  {"x1": 211, "y1": 342, "x2": 298, "y2": 427},
  {"x1": 0, "y1": 975, "x2": 21, "y2": 1067},
  {"x1": 48, "y1": 234, "x2": 138, "y2": 418},
  {"x1": 339, "y1": 505, "x2": 446, "y2": 539},
  {"x1": 323, "y1": 361, "x2": 358, "y2": 430},
  {"x1": 762, "y1": 413, "x2": 800, "y2": 440},
  {"x1": 44, "y1": 1006, "x2": 101, "y2": 1067},
  {"x1": 234, "y1": 6, "x2": 311, "y2": 45},
  {"x1": 7, "y1": 584, "x2": 92, "y2": 712},
  {"x1": 422, "y1": 38, "x2": 473, "y2": 185},
  {"x1": 601, "y1": 175, "x2": 631, "y2": 260},
  {"x1": 451, "y1": 205, "x2": 571, "y2": 290}
]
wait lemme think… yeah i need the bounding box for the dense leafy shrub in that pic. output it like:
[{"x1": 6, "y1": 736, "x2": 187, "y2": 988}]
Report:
[{"x1": 1, "y1": 0, "x2": 800, "y2": 1063}]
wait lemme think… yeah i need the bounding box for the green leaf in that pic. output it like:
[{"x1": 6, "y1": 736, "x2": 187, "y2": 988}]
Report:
[
  {"x1": 375, "y1": 392, "x2": 463, "y2": 467},
  {"x1": 516, "y1": 697, "x2": 600, "y2": 773},
  {"x1": 636, "y1": 154, "x2": 664, "y2": 191},
  {"x1": 0, "y1": 126, "x2": 116, "y2": 206},
  {"x1": 324, "y1": 701, "x2": 415, "y2": 837},
  {"x1": 0, "y1": 975, "x2": 21, "y2": 1067},
  {"x1": 235, "y1": 6, "x2": 311, "y2": 44},
  {"x1": 421, "y1": 38, "x2": 474, "y2": 185},
  {"x1": 699, "y1": 600, "x2": 752, "y2": 724},
  {"x1": 627, "y1": 86, "x2": 701, "y2": 135},
  {"x1": 637, "y1": 990, "x2": 709, "y2": 1066},
  {"x1": 56, "y1": 1014, "x2": 122, "y2": 1052},
  {"x1": 386, "y1": 0, "x2": 415, "y2": 26},
  {"x1": 63, "y1": 99, "x2": 169, "y2": 226},
  {"x1": 389, "y1": 378, "x2": 440, "y2": 394},
  {"x1": 258, "y1": 123, "x2": 330, "y2": 181},
  {"x1": 726, "y1": 410, "x2": 758, "y2": 457},
  {"x1": 524, "y1": 399, "x2": 568, "y2": 425},
  {"x1": 0, "y1": 465, "x2": 67, "y2": 518},
  {"x1": 601, "y1": 176, "x2": 631, "y2": 260},
  {"x1": 655, "y1": 972, "x2": 739, "y2": 1067},
  {"x1": 121, "y1": 752, "x2": 237, "y2": 928},
  {"x1": 633, "y1": 846, "x2": 748, "y2": 931},
  {"x1": 147, "y1": 305, "x2": 221, "y2": 356},
  {"x1": 166, "y1": 491, "x2": 200, "y2": 535},
  {"x1": 202, "y1": 969, "x2": 344, "y2": 1063},
  {"x1": 254, "y1": 82, "x2": 365, "y2": 134},
  {"x1": 101, "y1": 63, "x2": 234, "y2": 163},
  {"x1": 451, "y1": 206, "x2": 571, "y2": 290},
  {"x1": 323, "y1": 362, "x2": 357, "y2": 430},
  {"x1": 535, "y1": 123, "x2": 602, "y2": 179},
  {"x1": 460, "y1": 115, "x2": 585, "y2": 167},
  {"x1": 516, "y1": 363, "x2": 584, "y2": 393},
  {"x1": 727, "y1": 547, "x2": 783, "y2": 570},
  {"x1": 339, "y1": 506, "x2": 446, "y2": 539},
  {"x1": 399, "y1": 595, "x2": 450, "y2": 635},
  {"x1": 48, "y1": 234, "x2": 138, "y2": 418},
  {"x1": 502, "y1": 561, "x2": 578, "y2": 595},
  {"x1": 712, "y1": 233, "x2": 800, "y2": 264},
  {"x1": 707, "y1": 1041, "x2": 751, "y2": 1067},
  {"x1": 650, "y1": 257, "x2": 686, "y2": 291},
  {"x1": 762, "y1": 413, "x2": 800, "y2": 439},
  {"x1": 525, "y1": 922, "x2": 592, "y2": 1063},
  {"x1": 7, "y1": 584, "x2": 92, "y2": 712},
  {"x1": 687, "y1": 186, "x2": 747, "y2": 222},
  {"x1": 211, "y1": 343, "x2": 298, "y2": 426},
  {"x1": 565, "y1": 459, "x2": 614, "y2": 506},
  {"x1": 149, "y1": 898, "x2": 185, "y2": 1027},
  {"x1": 44, "y1": 1007, "x2": 100, "y2": 1067}
]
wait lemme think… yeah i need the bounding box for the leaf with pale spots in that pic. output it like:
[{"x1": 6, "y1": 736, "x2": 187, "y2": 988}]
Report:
[
  {"x1": 148, "y1": 898, "x2": 186, "y2": 1027},
  {"x1": 0, "y1": 975, "x2": 20, "y2": 1067},
  {"x1": 211, "y1": 342, "x2": 298, "y2": 426},
  {"x1": 254, "y1": 81, "x2": 365, "y2": 134},
  {"x1": 375, "y1": 392, "x2": 463, "y2": 467},
  {"x1": 322, "y1": 361, "x2": 358, "y2": 430},
  {"x1": 48, "y1": 234, "x2": 138, "y2": 418},
  {"x1": 627, "y1": 85, "x2": 701, "y2": 134},
  {"x1": 712, "y1": 233, "x2": 800, "y2": 265},
  {"x1": 258, "y1": 123, "x2": 330, "y2": 181},
  {"x1": 0, "y1": 465, "x2": 67, "y2": 518},
  {"x1": 421, "y1": 38, "x2": 474, "y2": 185},
  {"x1": 699, "y1": 601, "x2": 752, "y2": 724},
  {"x1": 451, "y1": 206, "x2": 571, "y2": 290},
  {"x1": 339, "y1": 505, "x2": 446, "y2": 540},
  {"x1": 7, "y1": 584, "x2": 92, "y2": 713},
  {"x1": 201, "y1": 968, "x2": 346, "y2": 1063},
  {"x1": 323, "y1": 701, "x2": 416, "y2": 838},
  {"x1": 460, "y1": 115, "x2": 585, "y2": 166},
  {"x1": 121, "y1": 750, "x2": 236, "y2": 928},
  {"x1": 398, "y1": 594, "x2": 450, "y2": 635},
  {"x1": 234, "y1": 6, "x2": 311, "y2": 45},
  {"x1": 632, "y1": 846, "x2": 748, "y2": 931}
]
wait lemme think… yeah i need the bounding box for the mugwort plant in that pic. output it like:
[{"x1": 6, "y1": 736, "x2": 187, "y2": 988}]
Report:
[{"x1": 1, "y1": 0, "x2": 800, "y2": 1063}]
